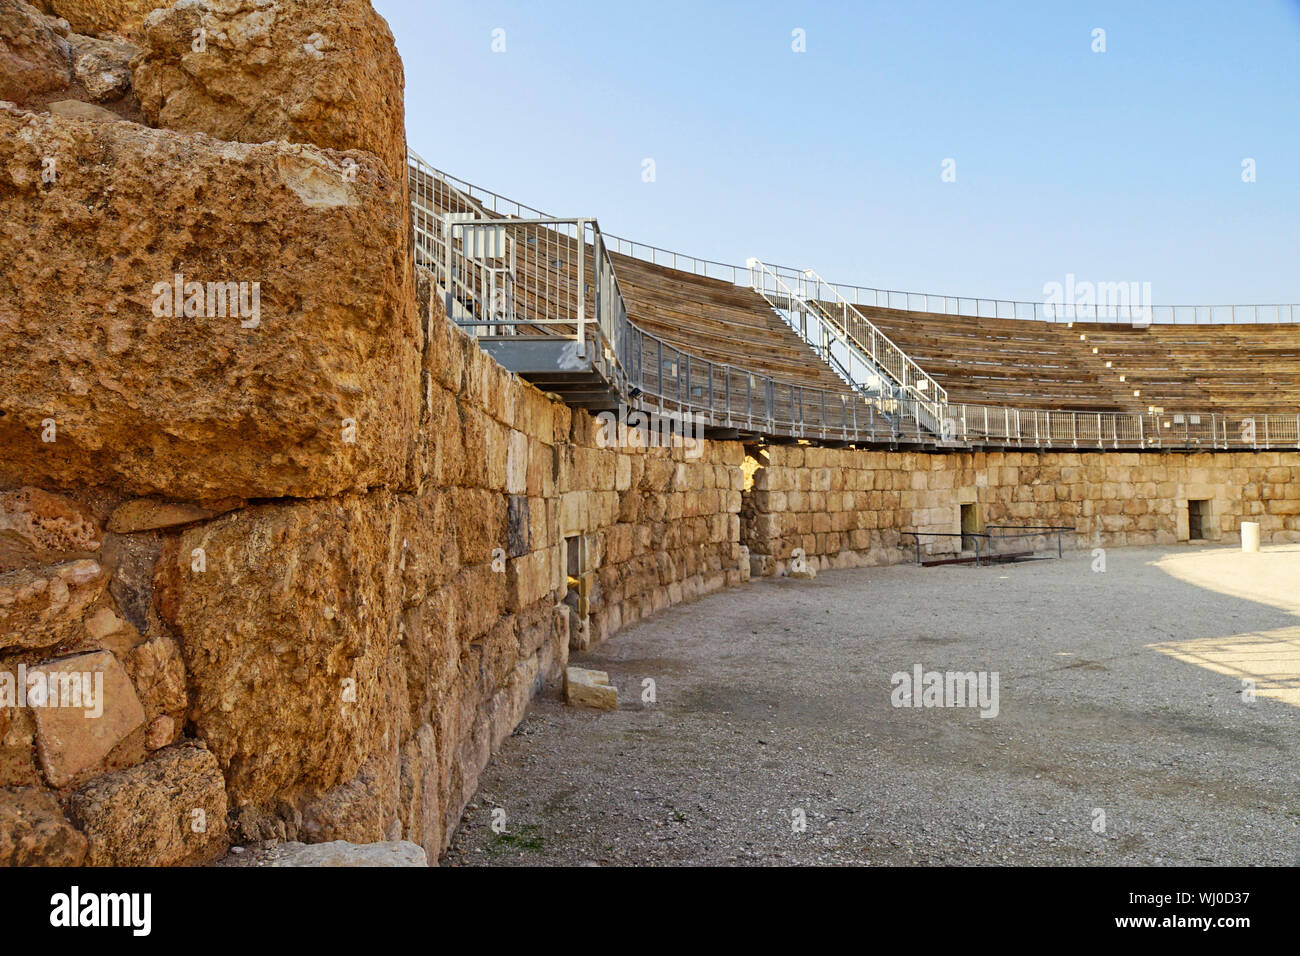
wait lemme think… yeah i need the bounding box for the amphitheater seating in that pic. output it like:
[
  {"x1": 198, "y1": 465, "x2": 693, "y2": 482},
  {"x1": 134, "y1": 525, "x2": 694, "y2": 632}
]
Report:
[
  {"x1": 610, "y1": 253, "x2": 859, "y2": 398},
  {"x1": 855, "y1": 306, "x2": 1133, "y2": 410},
  {"x1": 1070, "y1": 323, "x2": 1300, "y2": 414},
  {"x1": 857, "y1": 305, "x2": 1300, "y2": 414}
]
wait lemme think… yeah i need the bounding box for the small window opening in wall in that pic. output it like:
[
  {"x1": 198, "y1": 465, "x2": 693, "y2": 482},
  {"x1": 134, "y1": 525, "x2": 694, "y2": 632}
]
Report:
[
  {"x1": 1188, "y1": 500, "x2": 1209, "y2": 541},
  {"x1": 960, "y1": 503, "x2": 979, "y2": 552},
  {"x1": 565, "y1": 535, "x2": 582, "y2": 585}
]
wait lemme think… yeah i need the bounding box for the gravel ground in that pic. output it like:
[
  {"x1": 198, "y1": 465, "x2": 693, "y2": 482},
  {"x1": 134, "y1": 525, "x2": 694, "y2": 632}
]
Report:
[{"x1": 445, "y1": 545, "x2": 1300, "y2": 866}]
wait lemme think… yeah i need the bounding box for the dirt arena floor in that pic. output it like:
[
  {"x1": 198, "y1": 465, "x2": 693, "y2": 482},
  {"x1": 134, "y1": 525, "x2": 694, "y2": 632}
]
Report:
[{"x1": 445, "y1": 544, "x2": 1300, "y2": 866}]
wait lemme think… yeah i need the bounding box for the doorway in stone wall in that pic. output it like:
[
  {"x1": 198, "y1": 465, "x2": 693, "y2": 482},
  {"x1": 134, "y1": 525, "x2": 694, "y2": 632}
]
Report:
[
  {"x1": 960, "y1": 502, "x2": 980, "y2": 552},
  {"x1": 564, "y1": 534, "x2": 592, "y2": 649},
  {"x1": 1188, "y1": 499, "x2": 1209, "y2": 541}
]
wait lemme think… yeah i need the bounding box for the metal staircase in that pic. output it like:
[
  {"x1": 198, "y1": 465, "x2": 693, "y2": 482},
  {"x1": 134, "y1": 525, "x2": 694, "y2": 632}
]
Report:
[{"x1": 748, "y1": 259, "x2": 948, "y2": 438}]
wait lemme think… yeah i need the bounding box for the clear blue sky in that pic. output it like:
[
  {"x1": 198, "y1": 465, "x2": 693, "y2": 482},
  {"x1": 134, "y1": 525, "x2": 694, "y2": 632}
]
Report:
[{"x1": 377, "y1": 0, "x2": 1300, "y2": 305}]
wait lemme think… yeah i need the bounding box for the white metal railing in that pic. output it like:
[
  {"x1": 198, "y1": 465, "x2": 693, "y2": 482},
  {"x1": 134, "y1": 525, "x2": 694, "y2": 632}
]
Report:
[
  {"x1": 748, "y1": 259, "x2": 948, "y2": 436},
  {"x1": 800, "y1": 267, "x2": 949, "y2": 406},
  {"x1": 411, "y1": 150, "x2": 627, "y2": 368},
  {"x1": 430, "y1": 215, "x2": 631, "y2": 376},
  {"x1": 770, "y1": 281, "x2": 1300, "y2": 327},
  {"x1": 746, "y1": 259, "x2": 876, "y2": 390}
]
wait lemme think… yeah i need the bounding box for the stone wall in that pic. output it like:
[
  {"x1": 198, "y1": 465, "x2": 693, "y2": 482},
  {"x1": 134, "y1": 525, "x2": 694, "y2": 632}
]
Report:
[
  {"x1": 390, "y1": 277, "x2": 746, "y2": 853},
  {"x1": 743, "y1": 446, "x2": 1300, "y2": 575},
  {"x1": 0, "y1": 0, "x2": 743, "y2": 865},
  {"x1": 563, "y1": 410, "x2": 748, "y2": 650}
]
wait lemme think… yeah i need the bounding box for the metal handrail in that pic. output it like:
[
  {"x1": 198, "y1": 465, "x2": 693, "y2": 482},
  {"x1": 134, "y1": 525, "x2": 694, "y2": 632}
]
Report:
[
  {"x1": 746, "y1": 259, "x2": 885, "y2": 393},
  {"x1": 750, "y1": 259, "x2": 949, "y2": 432},
  {"x1": 899, "y1": 531, "x2": 987, "y2": 567},
  {"x1": 983, "y1": 525, "x2": 1073, "y2": 560},
  {"x1": 901, "y1": 527, "x2": 1072, "y2": 566},
  {"x1": 409, "y1": 152, "x2": 1297, "y2": 325},
  {"x1": 800, "y1": 266, "x2": 948, "y2": 405},
  {"x1": 765, "y1": 281, "x2": 1300, "y2": 327}
]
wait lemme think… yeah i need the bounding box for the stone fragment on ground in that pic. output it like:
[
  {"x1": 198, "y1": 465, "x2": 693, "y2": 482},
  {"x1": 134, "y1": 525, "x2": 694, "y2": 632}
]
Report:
[
  {"x1": 216, "y1": 840, "x2": 428, "y2": 867},
  {"x1": 564, "y1": 666, "x2": 617, "y2": 710}
]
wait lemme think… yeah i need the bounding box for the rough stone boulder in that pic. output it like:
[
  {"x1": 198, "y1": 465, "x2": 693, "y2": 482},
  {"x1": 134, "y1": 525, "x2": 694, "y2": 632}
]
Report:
[
  {"x1": 64, "y1": 740, "x2": 228, "y2": 865},
  {"x1": 28, "y1": 648, "x2": 146, "y2": 786},
  {"x1": 132, "y1": 0, "x2": 407, "y2": 179},
  {"x1": 0, "y1": 558, "x2": 106, "y2": 650},
  {"x1": 0, "y1": 108, "x2": 419, "y2": 500},
  {"x1": 155, "y1": 492, "x2": 405, "y2": 816},
  {"x1": 217, "y1": 839, "x2": 427, "y2": 867},
  {"x1": 2, "y1": 1, "x2": 142, "y2": 118},
  {"x1": 32, "y1": 0, "x2": 160, "y2": 37},
  {"x1": 0, "y1": 487, "x2": 101, "y2": 572},
  {"x1": 124, "y1": 634, "x2": 187, "y2": 734},
  {"x1": 67, "y1": 31, "x2": 135, "y2": 100},
  {"x1": 0, "y1": 0, "x2": 72, "y2": 102},
  {"x1": 0, "y1": 786, "x2": 88, "y2": 865}
]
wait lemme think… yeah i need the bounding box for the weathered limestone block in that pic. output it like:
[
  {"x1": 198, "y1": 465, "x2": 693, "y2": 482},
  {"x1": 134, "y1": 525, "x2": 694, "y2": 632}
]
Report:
[
  {"x1": 396, "y1": 722, "x2": 437, "y2": 858},
  {"x1": 68, "y1": 32, "x2": 135, "y2": 99},
  {"x1": 124, "y1": 634, "x2": 186, "y2": 726},
  {"x1": 218, "y1": 839, "x2": 427, "y2": 867},
  {"x1": 0, "y1": 487, "x2": 101, "y2": 572},
  {"x1": 298, "y1": 741, "x2": 400, "y2": 846},
  {"x1": 451, "y1": 487, "x2": 505, "y2": 565},
  {"x1": 0, "y1": 785, "x2": 87, "y2": 865},
  {"x1": 65, "y1": 741, "x2": 228, "y2": 865},
  {"x1": 0, "y1": 0, "x2": 71, "y2": 103},
  {"x1": 132, "y1": 0, "x2": 406, "y2": 178},
  {"x1": 564, "y1": 666, "x2": 616, "y2": 710},
  {"x1": 507, "y1": 548, "x2": 554, "y2": 612},
  {"x1": 0, "y1": 705, "x2": 40, "y2": 785},
  {"x1": 32, "y1": 0, "x2": 158, "y2": 37},
  {"x1": 107, "y1": 497, "x2": 237, "y2": 533},
  {"x1": 0, "y1": 109, "x2": 419, "y2": 500},
  {"x1": 155, "y1": 493, "x2": 403, "y2": 812},
  {"x1": 27, "y1": 649, "x2": 145, "y2": 786},
  {"x1": 488, "y1": 656, "x2": 537, "y2": 751},
  {"x1": 505, "y1": 429, "x2": 528, "y2": 495},
  {"x1": 0, "y1": 558, "x2": 105, "y2": 650}
]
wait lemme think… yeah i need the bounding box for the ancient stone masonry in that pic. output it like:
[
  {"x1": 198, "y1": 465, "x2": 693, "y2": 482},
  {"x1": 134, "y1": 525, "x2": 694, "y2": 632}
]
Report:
[
  {"x1": 0, "y1": 0, "x2": 746, "y2": 860},
  {"x1": 30, "y1": 0, "x2": 159, "y2": 39},
  {"x1": 401, "y1": 278, "x2": 746, "y2": 853},
  {"x1": 742, "y1": 446, "x2": 1300, "y2": 575},
  {"x1": 2, "y1": 0, "x2": 1296, "y2": 868}
]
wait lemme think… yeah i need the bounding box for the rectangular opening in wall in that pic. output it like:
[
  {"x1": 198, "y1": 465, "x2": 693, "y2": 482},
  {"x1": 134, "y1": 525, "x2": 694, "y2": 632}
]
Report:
[
  {"x1": 565, "y1": 535, "x2": 582, "y2": 583},
  {"x1": 1188, "y1": 499, "x2": 1209, "y2": 540},
  {"x1": 960, "y1": 503, "x2": 979, "y2": 551}
]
